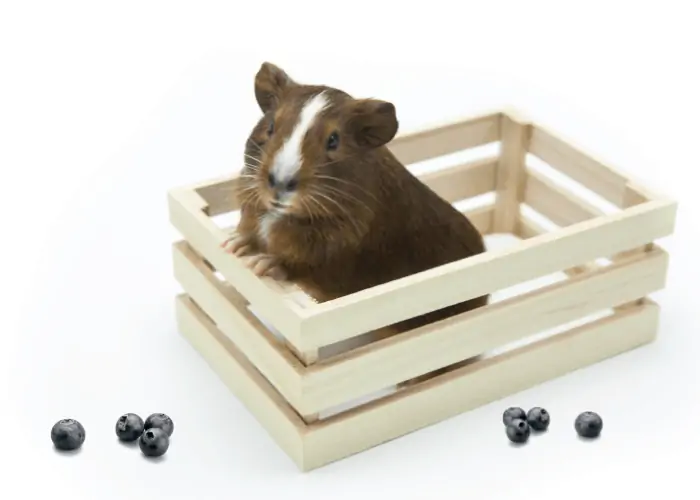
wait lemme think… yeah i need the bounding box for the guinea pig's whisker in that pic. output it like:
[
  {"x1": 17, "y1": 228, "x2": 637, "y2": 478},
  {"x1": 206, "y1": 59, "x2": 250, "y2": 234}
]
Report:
[
  {"x1": 306, "y1": 193, "x2": 333, "y2": 218},
  {"x1": 312, "y1": 155, "x2": 355, "y2": 170},
  {"x1": 314, "y1": 175, "x2": 379, "y2": 203},
  {"x1": 246, "y1": 139, "x2": 268, "y2": 158},
  {"x1": 238, "y1": 174, "x2": 260, "y2": 182},
  {"x1": 310, "y1": 189, "x2": 363, "y2": 236},
  {"x1": 313, "y1": 174, "x2": 357, "y2": 187},
  {"x1": 236, "y1": 183, "x2": 259, "y2": 193},
  {"x1": 236, "y1": 188, "x2": 256, "y2": 199},
  {"x1": 299, "y1": 197, "x2": 317, "y2": 222},
  {"x1": 317, "y1": 181, "x2": 373, "y2": 205},
  {"x1": 243, "y1": 153, "x2": 262, "y2": 165},
  {"x1": 317, "y1": 185, "x2": 375, "y2": 214},
  {"x1": 235, "y1": 187, "x2": 261, "y2": 206}
]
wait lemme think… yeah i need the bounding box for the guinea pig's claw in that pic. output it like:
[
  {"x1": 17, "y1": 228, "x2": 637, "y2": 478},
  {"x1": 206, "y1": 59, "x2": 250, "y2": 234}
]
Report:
[
  {"x1": 246, "y1": 254, "x2": 287, "y2": 281},
  {"x1": 234, "y1": 245, "x2": 252, "y2": 257},
  {"x1": 221, "y1": 234, "x2": 252, "y2": 255}
]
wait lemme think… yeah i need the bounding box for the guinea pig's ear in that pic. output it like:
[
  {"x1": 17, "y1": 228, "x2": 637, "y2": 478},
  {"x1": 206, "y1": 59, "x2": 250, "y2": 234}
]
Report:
[
  {"x1": 346, "y1": 99, "x2": 399, "y2": 149},
  {"x1": 254, "y1": 62, "x2": 296, "y2": 114}
]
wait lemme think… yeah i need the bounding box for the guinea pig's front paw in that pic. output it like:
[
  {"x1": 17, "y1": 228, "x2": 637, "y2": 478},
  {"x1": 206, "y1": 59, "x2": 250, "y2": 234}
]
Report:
[
  {"x1": 244, "y1": 253, "x2": 288, "y2": 281},
  {"x1": 221, "y1": 233, "x2": 255, "y2": 257}
]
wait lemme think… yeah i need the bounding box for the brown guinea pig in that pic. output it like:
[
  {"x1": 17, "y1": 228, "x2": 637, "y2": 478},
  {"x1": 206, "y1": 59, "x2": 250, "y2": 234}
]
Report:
[{"x1": 223, "y1": 62, "x2": 489, "y2": 383}]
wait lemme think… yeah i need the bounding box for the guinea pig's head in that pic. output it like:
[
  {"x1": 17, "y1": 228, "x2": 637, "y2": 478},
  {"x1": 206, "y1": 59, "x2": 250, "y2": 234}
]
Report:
[{"x1": 238, "y1": 62, "x2": 398, "y2": 221}]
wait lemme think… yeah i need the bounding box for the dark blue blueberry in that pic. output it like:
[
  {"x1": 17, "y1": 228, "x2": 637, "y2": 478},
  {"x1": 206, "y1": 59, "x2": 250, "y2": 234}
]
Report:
[
  {"x1": 144, "y1": 413, "x2": 174, "y2": 437},
  {"x1": 115, "y1": 413, "x2": 144, "y2": 442},
  {"x1": 51, "y1": 418, "x2": 86, "y2": 451},
  {"x1": 139, "y1": 427, "x2": 170, "y2": 457},
  {"x1": 575, "y1": 411, "x2": 603, "y2": 438},
  {"x1": 502, "y1": 406, "x2": 526, "y2": 426},
  {"x1": 506, "y1": 418, "x2": 530, "y2": 444},
  {"x1": 527, "y1": 407, "x2": 550, "y2": 431}
]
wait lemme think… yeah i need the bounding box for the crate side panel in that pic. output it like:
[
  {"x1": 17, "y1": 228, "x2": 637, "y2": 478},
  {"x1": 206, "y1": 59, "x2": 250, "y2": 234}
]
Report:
[
  {"x1": 300, "y1": 248, "x2": 668, "y2": 413},
  {"x1": 168, "y1": 189, "x2": 304, "y2": 343},
  {"x1": 175, "y1": 295, "x2": 306, "y2": 470},
  {"x1": 172, "y1": 241, "x2": 309, "y2": 412},
  {"x1": 388, "y1": 112, "x2": 501, "y2": 165},
  {"x1": 523, "y1": 168, "x2": 605, "y2": 226},
  {"x1": 302, "y1": 300, "x2": 659, "y2": 471},
  {"x1": 419, "y1": 157, "x2": 498, "y2": 204},
  {"x1": 300, "y1": 199, "x2": 677, "y2": 349}
]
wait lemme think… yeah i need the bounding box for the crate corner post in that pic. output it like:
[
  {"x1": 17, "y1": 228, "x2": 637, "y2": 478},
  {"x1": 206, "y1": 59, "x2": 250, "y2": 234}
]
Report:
[{"x1": 493, "y1": 108, "x2": 533, "y2": 234}]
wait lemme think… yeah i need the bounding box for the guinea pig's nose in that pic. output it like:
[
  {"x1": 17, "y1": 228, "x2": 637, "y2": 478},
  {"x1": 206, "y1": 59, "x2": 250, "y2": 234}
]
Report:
[{"x1": 268, "y1": 172, "x2": 298, "y2": 196}]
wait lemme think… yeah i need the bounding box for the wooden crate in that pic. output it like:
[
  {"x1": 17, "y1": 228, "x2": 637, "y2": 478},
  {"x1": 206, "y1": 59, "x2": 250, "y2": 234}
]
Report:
[{"x1": 168, "y1": 108, "x2": 677, "y2": 471}]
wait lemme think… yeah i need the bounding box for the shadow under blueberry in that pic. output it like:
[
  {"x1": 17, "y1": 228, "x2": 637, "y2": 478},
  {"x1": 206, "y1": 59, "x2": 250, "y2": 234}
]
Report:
[
  {"x1": 508, "y1": 440, "x2": 530, "y2": 449},
  {"x1": 141, "y1": 453, "x2": 167, "y2": 463},
  {"x1": 577, "y1": 435, "x2": 602, "y2": 443},
  {"x1": 53, "y1": 446, "x2": 83, "y2": 456}
]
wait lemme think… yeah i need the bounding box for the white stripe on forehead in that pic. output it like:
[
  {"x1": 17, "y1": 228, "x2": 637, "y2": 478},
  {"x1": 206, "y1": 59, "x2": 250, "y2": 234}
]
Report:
[{"x1": 270, "y1": 91, "x2": 329, "y2": 182}]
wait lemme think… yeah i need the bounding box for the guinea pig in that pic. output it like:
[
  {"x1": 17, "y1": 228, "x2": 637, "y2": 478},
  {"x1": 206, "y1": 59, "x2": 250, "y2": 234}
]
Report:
[{"x1": 223, "y1": 62, "x2": 489, "y2": 384}]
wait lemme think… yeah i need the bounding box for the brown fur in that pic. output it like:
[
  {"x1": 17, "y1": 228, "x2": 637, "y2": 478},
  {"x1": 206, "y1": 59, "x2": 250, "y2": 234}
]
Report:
[{"x1": 229, "y1": 62, "x2": 489, "y2": 383}]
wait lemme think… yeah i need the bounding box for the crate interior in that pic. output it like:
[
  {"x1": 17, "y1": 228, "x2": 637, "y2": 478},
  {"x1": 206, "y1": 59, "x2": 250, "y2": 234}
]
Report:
[{"x1": 189, "y1": 120, "x2": 648, "y2": 421}]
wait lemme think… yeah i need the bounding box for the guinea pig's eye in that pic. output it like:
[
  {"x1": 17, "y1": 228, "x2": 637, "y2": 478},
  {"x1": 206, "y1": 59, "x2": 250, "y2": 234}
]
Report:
[
  {"x1": 267, "y1": 120, "x2": 274, "y2": 136},
  {"x1": 326, "y1": 131, "x2": 339, "y2": 151}
]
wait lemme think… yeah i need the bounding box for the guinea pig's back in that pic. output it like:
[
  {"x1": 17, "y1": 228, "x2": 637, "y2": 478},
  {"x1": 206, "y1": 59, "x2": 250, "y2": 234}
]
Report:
[
  {"x1": 367, "y1": 158, "x2": 486, "y2": 273},
  {"x1": 352, "y1": 167, "x2": 489, "y2": 330}
]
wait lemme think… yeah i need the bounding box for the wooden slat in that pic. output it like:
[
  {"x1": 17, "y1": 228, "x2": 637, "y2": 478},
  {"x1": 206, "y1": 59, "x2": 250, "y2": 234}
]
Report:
[
  {"x1": 514, "y1": 211, "x2": 548, "y2": 239},
  {"x1": 523, "y1": 168, "x2": 605, "y2": 226},
  {"x1": 196, "y1": 176, "x2": 240, "y2": 216},
  {"x1": 168, "y1": 188, "x2": 306, "y2": 345},
  {"x1": 418, "y1": 157, "x2": 497, "y2": 203},
  {"x1": 623, "y1": 183, "x2": 652, "y2": 207},
  {"x1": 529, "y1": 125, "x2": 627, "y2": 205},
  {"x1": 172, "y1": 241, "x2": 313, "y2": 414},
  {"x1": 299, "y1": 247, "x2": 668, "y2": 413},
  {"x1": 297, "y1": 198, "x2": 677, "y2": 350},
  {"x1": 388, "y1": 111, "x2": 501, "y2": 165},
  {"x1": 303, "y1": 300, "x2": 659, "y2": 471},
  {"x1": 175, "y1": 294, "x2": 306, "y2": 470},
  {"x1": 515, "y1": 211, "x2": 599, "y2": 277},
  {"x1": 457, "y1": 203, "x2": 494, "y2": 235}
]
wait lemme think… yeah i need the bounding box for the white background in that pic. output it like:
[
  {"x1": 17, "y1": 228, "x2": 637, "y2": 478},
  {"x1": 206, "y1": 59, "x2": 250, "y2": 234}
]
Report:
[{"x1": 1, "y1": 1, "x2": 697, "y2": 498}]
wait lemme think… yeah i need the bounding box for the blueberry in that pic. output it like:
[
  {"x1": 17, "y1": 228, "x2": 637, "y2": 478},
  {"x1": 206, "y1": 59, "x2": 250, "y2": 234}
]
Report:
[
  {"x1": 144, "y1": 413, "x2": 174, "y2": 437},
  {"x1": 51, "y1": 418, "x2": 86, "y2": 451},
  {"x1": 506, "y1": 418, "x2": 530, "y2": 444},
  {"x1": 115, "y1": 413, "x2": 144, "y2": 442},
  {"x1": 139, "y1": 428, "x2": 170, "y2": 457},
  {"x1": 502, "y1": 406, "x2": 526, "y2": 426},
  {"x1": 575, "y1": 411, "x2": 603, "y2": 438},
  {"x1": 527, "y1": 407, "x2": 550, "y2": 431}
]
